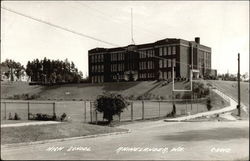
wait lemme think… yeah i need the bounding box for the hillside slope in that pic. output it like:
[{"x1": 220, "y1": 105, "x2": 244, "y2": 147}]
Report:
[
  {"x1": 1, "y1": 81, "x2": 189, "y2": 101},
  {"x1": 2, "y1": 80, "x2": 247, "y2": 105},
  {"x1": 207, "y1": 80, "x2": 249, "y2": 108},
  {"x1": 1, "y1": 82, "x2": 44, "y2": 99}
]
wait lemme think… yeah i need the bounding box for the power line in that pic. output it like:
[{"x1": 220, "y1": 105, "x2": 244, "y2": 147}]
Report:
[
  {"x1": 75, "y1": 2, "x2": 162, "y2": 39},
  {"x1": 72, "y1": 3, "x2": 212, "y2": 70},
  {"x1": 1, "y1": 6, "x2": 119, "y2": 47},
  {"x1": 2, "y1": 6, "x2": 212, "y2": 71}
]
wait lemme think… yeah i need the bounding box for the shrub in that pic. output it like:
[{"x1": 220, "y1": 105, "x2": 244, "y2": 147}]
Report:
[
  {"x1": 128, "y1": 94, "x2": 135, "y2": 100},
  {"x1": 13, "y1": 94, "x2": 21, "y2": 99},
  {"x1": 95, "y1": 93, "x2": 129, "y2": 123},
  {"x1": 8, "y1": 113, "x2": 21, "y2": 120},
  {"x1": 206, "y1": 98, "x2": 213, "y2": 111},
  {"x1": 136, "y1": 95, "x2": 144, "y2": 100},
  {"x1": 175, "y1": 93, "x2": 181, "y2": 99},
  {"x1": 30, "y1": 113, "x2": 57, "y2": 121},
  {"x1": 160, "y1": 96, "x2": 166, "y2": 100},
  {"x1": 60, "y1": 113, "x2": 67, "y2": 121},
  {"x1": 166, "y1": 106, "x2": 176, "y2": 118},
  {"x1": 14, "y1": 113, "x2": 21, "y2": 120},
  {"x1": 29, "y1": 94, "x2": 40, "y2": 100},
  {"x1": 8, "y1": 113, "x2": 13, "y2": 120}
]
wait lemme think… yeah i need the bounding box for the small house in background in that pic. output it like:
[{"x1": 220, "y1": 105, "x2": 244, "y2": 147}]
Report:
[
  {"x1": 0, "y1": 64, "x2": 30, "y2": 82},
  {"x1": 1, "y1": 64, "x2": 10, "y2": 81}
]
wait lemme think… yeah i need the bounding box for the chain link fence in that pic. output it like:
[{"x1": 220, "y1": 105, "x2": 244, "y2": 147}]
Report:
[
  {"x1": 1, "y1": 98, "x2": 209, "y2": 123},
  {"x1": 89, "y1": 98, "x2": 209, "y2": 124}
]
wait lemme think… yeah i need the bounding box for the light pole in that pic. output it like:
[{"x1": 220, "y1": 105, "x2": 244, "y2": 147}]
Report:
[{"x1": 237, "y1": 53, "x2": 241, "y2": 116}]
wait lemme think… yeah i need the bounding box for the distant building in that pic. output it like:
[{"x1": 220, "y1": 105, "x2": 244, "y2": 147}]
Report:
[
  {"x1": 88, "y1": 37, "x2": 214, "y2": 83},
  {"x1": 0, "y1": 64, "x2": 30, "y2": 82}
]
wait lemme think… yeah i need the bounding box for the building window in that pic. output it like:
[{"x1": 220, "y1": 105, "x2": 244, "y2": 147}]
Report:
[
  {"x1": 168, "y1": 47, "x2": 171, "y2": 55},
  {"x1": 97, "y1": 55, "x2": 99, "y2": 62},
  {"x1": 139, "y1": 50, "x2": 147, "y2": 58},
  {"x1": 172, "y1": 46, "x2": 176, "y2": 55},
  {"x1": 101, "y1": 54, "x2": 104, "y2": 62},
  {"x1": 164, "y1": 59, "x2": 167, "y2": 68},
  {"x1": 159, "y1": 60, "x2": 162, "y2": 68},
  {"x1": 164, "y1": 72, "x2": 167, "y2": 80},
  {"x1": 101, "y1": 65, "x2": 104, "y2": 72},
  {"x1": 159, "y1": 48, "x2": 162, "y2": 56},
  {"x1": 168, "y1": 71, "x2": 171, "y2": 79},
  {"x1": 163, "y1": 47, "x2": 167, "y2": 56},
  {"x1": 118, "y1": 53, "x2": 120, "y2": 61},
  {"x1": 168, "y1": 59, "x2": 171, "y2": 67},
  {"x1": 173, "y1": 59, "x2": 176, "y2": 67}
]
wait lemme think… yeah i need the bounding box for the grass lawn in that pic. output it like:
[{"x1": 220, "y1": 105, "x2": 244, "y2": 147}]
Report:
[
  {"x1": 208, "y1": 80, "x2": 249, "y2": 107},
  {"x1": 1, "y1": 120, "x2": 35, "y2": 125},
  {"x1": 1, "y1": 121, "x2": 127, "y2": 145}
]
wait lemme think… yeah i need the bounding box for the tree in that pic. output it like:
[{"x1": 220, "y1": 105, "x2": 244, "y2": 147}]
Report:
[
  {"x1": 25, "y1": 57, "x2": 82, "y2": 85},
  {"x1": 95, "y1": 93, "x2": 129, "y2": 123},
  {"x1": 1, "y1": 59, "x2": 24, "y2": 81}
]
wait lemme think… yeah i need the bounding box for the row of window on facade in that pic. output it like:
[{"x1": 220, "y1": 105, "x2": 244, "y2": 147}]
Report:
[
  {"x1": 111, "y1": 52, "x2": 125, "y2": 61},
  {"x1": 139, "y1": 73, "x2": 155, "y2": 79},
  {"x1": 91, "y1": 54, "x2": 104, "y2": 63},
  {"x1": 112, "y1": 74, "x2": 124, "y2": 80},
  {"x1": 111, "y1": 64, "x2": 125, "y2": 72},
  {"x1": 159, "y1": 59, "x2": 176, "y2": 68},
  {"x1": 159, "y1": 46, "x2": 176, "y2": 56},
  {"x1": 91, "y1": 65, "x2": 104, "y2": 73},
  {"x1": 139, "y1": 49, "x2": 155, "y2": 58},
  {"x1": 91, "y1": 75, "x2": 104, "y2": 83},
  {"x1": 139, "y1": 61, "x2": 154, "y2": 70},
  {"x1": 159, "y1": 71, "x2": 176, "y2": 80}
]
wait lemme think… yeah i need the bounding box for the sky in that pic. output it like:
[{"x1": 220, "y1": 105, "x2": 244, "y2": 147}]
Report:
[{"x1": 1, "y1": 1, "x2": 249, "y2": 77}]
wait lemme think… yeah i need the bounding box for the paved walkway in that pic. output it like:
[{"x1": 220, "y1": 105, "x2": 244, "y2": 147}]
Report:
[
  {"x1": 220, "y1": 112, "x2": 237, "y2": 121},
  {"x1": 165, "y1": 88, "x2": 244, "y2": 122},
  {"x1": 1, "y1": 121, "x2": 61, "y2": 128}
]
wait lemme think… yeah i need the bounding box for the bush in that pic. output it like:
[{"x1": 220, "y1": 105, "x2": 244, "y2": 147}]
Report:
[
  {"x1": 8, "y1": 113, "x2": 21, "y2": 120},
  {"x1": 29, "y1": 113, "x2": 57, "y2": 121},
  {"x1": 175, "y1": 93, "x2": 181, "y2": 99},
  {"x1": 95, "y1": 93, "x2": 129, "y2": 123},
  {"x1": 14, "y1": 113, "x2": 21, "y2": 120},
  {"x1": 60, "y1": 113, "x2": 67, "y2": 121},
  {"x1": 206, "y1": 98, "x2": 213, "y2": 111},
  {"x1": 10, "y1": 93, "x2": 40, "y2": 100},
  {"x1": 166, "y1": 105, "x2": 176, "y2": 118}
]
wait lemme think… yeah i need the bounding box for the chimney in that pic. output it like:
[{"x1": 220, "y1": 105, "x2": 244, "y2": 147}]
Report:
[{"x1": 195, "y1": 37, "x2": 200, "y2": 44}]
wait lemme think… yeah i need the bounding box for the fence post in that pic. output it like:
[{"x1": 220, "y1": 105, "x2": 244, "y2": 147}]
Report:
[
  {"x1": 95, "y1": 110, "x2": 98, "y2": 124},
  {"x1": 84, "y1": 101, "x2": 86, "y2": 123},
  {"x1": 90, "y1": 102, "x2": 93, "y2": 123},
  {"x1": 4, "y1": 102, "x2": 7, "y2": 120},
  {"x1": 27, "y1": 102, "x2": 30, "y2": 120},
  {"x1": 142, "y1": 100, "x2": 144, "y2": 120},
  {"x1": 196, "y1": 98, "x2": 198, "y2": 113},
  {"x1": 158, "y1": 101, "x2": 161, "y2": 118},
  {"x1": 131, "y1": 102, "x2": 133, "y2": 121},
  {"x1": 53, "y1": 102, "x2": 56, "y2": 117},
  {"x1": 185, "y1": 100, "x2": 187, "y2": 115}
]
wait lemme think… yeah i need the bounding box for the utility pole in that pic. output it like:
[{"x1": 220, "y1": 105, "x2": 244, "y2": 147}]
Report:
[
  {"x1": 131, "y1": 8, "x2": 135, "y2": 45},
  {"x1": 237, "y1": 53, "x2": 241, "y2": 116}
]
